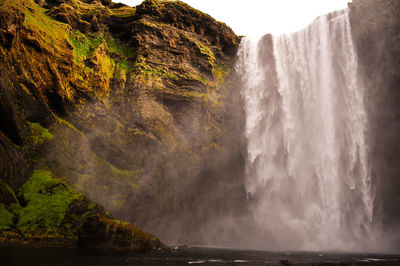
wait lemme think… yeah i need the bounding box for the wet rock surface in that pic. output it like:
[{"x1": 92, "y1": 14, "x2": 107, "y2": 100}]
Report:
[
  {"x1": 349, "y1": 0, "x2": 400, "y2": 243},
  {"x1": 78, "y1": 214, "x2": 162, "y2": 251}
]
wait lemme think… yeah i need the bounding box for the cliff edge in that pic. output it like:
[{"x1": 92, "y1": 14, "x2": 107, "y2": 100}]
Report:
[{"x1": 0, "y1": 0, "x2": 246, "y2": 248}]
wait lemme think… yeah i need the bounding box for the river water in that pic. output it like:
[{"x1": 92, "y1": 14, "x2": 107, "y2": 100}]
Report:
[{"x1": 1, "y1": 246, "x2": 400, "y2": 265}]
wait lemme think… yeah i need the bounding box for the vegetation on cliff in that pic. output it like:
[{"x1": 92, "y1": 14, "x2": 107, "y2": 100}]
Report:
[
  {"x1": 0, "y1": 169, "x2": 161, "y2": 250},
  {"x1": 0, "y1": 0, "x2": 245, "y2": 247}
]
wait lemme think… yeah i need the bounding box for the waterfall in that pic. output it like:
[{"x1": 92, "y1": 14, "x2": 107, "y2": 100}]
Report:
[{"x1": 236, "y1": 9, "x2": 375, "y2": 250}]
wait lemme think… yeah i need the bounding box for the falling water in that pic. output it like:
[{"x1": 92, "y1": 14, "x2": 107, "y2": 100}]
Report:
[{"x1": 237, "y1": 9, "x2": 375, "y2": 250}]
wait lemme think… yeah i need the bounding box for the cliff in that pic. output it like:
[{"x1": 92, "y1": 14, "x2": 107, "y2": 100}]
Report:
[
  {"x1": 0, "y1": 0, "x2": 246, "y2": 248},
  {"x1": 349, "y1": 0, "x2": 400, "y2": 243}
]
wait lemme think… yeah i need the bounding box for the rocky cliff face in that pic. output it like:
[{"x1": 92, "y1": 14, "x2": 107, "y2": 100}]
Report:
[
  {"x1": 349, "y1": 0, "x2": 400, "y2": 244},
  {"x1": 0, "y1": 0, "x2": 247, "y2": 247}
]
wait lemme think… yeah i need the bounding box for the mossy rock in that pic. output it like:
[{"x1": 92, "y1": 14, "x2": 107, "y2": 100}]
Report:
[
  {"x1": 15, "y1": 170, "x2": 85, "y2": 238},
  {"x1": 28, "y1": 122, "x2": 54, "y2": 145},
  {"x1": 78, "y1": 214, "x2": 162, "y2": 251},
  {"x1": 0, "y1": 169, "x2": 161, "y2": 250}
]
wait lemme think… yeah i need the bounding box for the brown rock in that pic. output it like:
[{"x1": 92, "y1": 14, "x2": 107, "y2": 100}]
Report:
[{"x1": 78, "y1": 214, "x2": 162, "y2": 251}]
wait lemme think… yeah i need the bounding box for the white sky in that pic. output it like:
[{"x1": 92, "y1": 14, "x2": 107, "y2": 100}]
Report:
[{"x1": 116, "y1": 0, "x2": 350, "y2": 36}]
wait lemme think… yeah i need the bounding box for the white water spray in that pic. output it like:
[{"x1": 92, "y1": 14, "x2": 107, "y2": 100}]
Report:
[{"x1": 237, "y1": 9, "x2": 375, "y2": 250}]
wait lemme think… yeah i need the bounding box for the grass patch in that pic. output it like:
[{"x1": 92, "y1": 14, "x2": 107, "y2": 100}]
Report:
[
  {"x1": 28, "y1": 122, "x2": 54, "y2": 144},
  {"x1": 16, "y1": 170, "x2": 84, "y2": 237}
]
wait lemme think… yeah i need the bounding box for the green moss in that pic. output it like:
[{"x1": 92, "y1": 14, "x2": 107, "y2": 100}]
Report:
[
  {"x1": 212, "y1": 63, "x2": 230, "y2": 84},
  {"x1": 183, "y1": 91, "x2": 208, "y2": 99},
  {"x1": 109, "y1": 164, "x2": 139, "y2": 190},
  {"x1": 16, "y1": 170, "x2": 84, "y2": 237},
  {"x1": 196, "y1": 41, "x2": 213, "y2": 58},
  {"x1": 28, "y1": 122, "x2": 54, "y2": 144},
  {"x1": 53, "y1": 114, "x2": 85, "y2": 136},
  {"x1": 68, "y1": 30, "x2": 103, "y2": 64},
  {"x1": 194, "y1": 39, "x2": 215, "y2": 66},
  {"x1": 0, "y1": 203, "x2": 14, "y2": 230},
  {"x1": 110, "y1": 164, "x2": 129, "y2": 177},
  {"x1": 106, "y1": 37, "x2": 136, "y2": 72},
  {"x1": 99, "y1": 215, "x2": 150, "y2": 240},
  {"x1": 116, "y1": 60, "x2": 130, "y2": 72},
  {"x1": 136, "y1": 59, "x2": 178, "y2": 80},
  {"x1": 88, "y1": 202, "x2": 96, "y2": 210},
  {"x1": 180, "y1": 72, "x2": 208, "y2": 85},
  {"x1": 182, "y1": 33, "x2": 216, "y2": 67},
  {"x1": 21, "y1": 0, "x2": 69, "y2": 47},
  {"x1": 110, "y1": 165, "x2": 138, "y2": 182},
  {"x1": 106, "y1": 37, "x2": 136, "y2": 58},
  {"x1": 100, "y1": 50, "x2": 115, "y2": 80},
  {"x1": 194, "y1": 74, "x2": 208, "y2": 85}
]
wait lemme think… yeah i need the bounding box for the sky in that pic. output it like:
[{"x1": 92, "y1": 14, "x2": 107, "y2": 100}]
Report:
[{"x1": 115, "y1": 0, "x2": 350, "y2": 36}]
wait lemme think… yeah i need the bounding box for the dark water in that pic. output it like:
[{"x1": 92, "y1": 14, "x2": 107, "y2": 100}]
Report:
[{"x1": 1, "y1": 246, "x2": 400, "y2": 266}]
